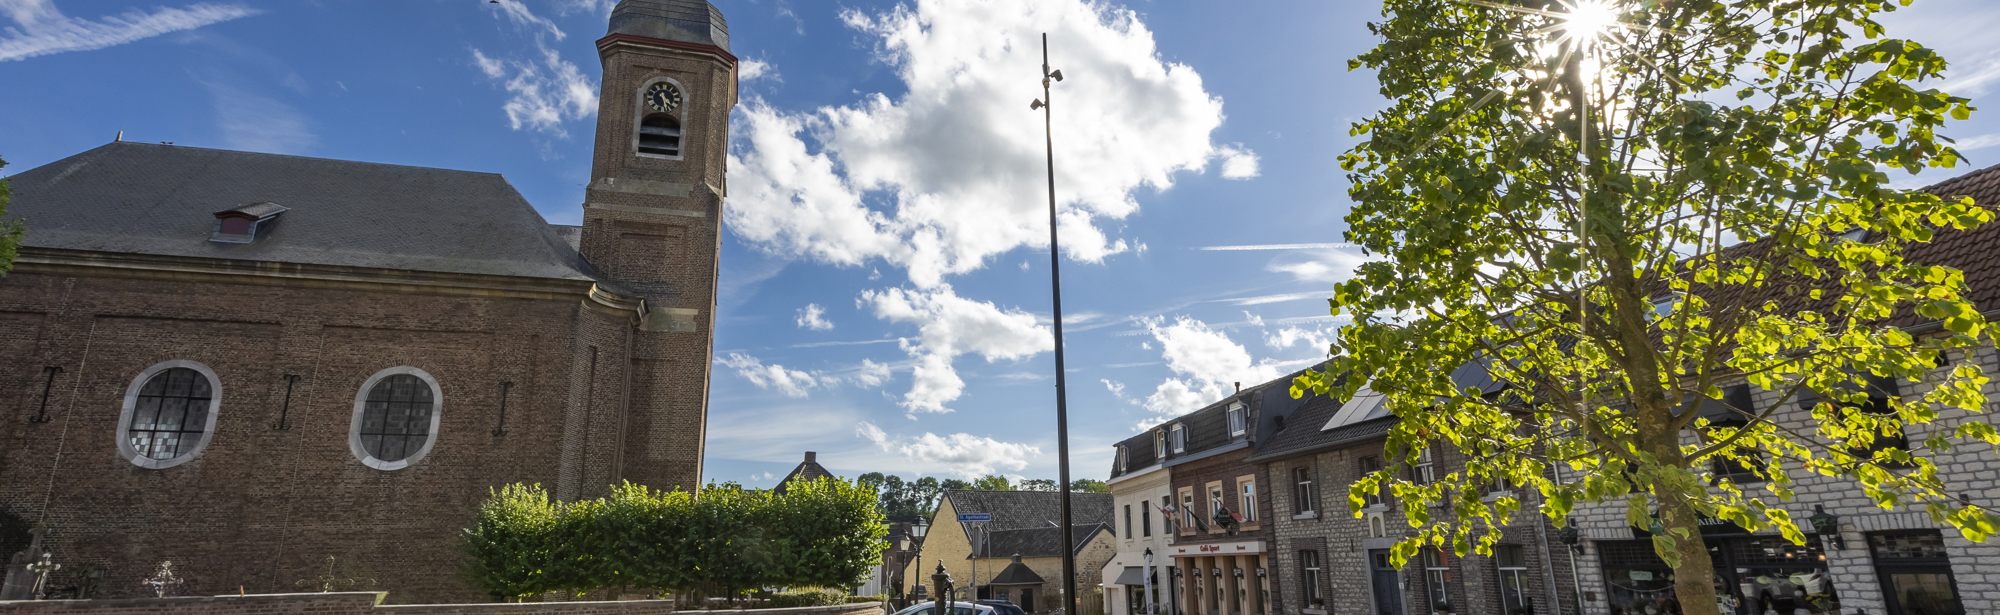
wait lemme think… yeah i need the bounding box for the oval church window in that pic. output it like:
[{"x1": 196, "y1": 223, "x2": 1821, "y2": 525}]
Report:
[
  {"x1": 349, "y1": 367, "x2": 442, "y2": 471},
  {"x1": 118, "y1": 360, "x2": 223, "y2": 469}
]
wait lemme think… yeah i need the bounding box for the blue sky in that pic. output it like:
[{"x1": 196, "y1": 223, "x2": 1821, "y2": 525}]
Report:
[{"x1": 6, "y1": 0, "x2": 2000, "y2": 488}]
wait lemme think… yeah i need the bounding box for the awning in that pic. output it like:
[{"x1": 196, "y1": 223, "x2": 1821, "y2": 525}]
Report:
[{"x1": 1111, "y1": 566, "x2": 1156, "y2": 586}]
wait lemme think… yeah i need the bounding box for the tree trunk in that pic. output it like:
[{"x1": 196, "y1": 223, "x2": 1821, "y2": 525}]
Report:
[{"x1": 1659, "y1": 494, "x2": 1723, "y2": 615}]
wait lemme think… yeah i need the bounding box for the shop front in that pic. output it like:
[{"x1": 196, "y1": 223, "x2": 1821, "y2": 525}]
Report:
[
  {"x1": 1597, "y1": 519, "x2": 1840, "y2": 615},
  {"x1": 1167, "y1": 540, "x2": 1270, "y2": 615}
]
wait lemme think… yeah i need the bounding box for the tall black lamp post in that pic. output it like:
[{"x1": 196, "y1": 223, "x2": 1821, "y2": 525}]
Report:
[{"x1": 1028, "y1": 31, "x2": 1077, "y2": 615}]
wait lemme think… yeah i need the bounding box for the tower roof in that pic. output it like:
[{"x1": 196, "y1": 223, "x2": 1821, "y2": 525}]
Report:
[{"x1": 607, "y1": 0, "x2": 728, "y2": 52}]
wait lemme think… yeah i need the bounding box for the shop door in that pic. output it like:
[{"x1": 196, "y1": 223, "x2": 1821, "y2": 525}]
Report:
[
  {"x1": 1368, "y1": 550, "x2": 1403, "y2": 615},
  {"x1": 1870, "y1": 532, "x2": 1966, "y2": 615}
]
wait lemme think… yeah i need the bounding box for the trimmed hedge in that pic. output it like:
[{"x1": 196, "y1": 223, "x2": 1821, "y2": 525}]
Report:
[
  {"x1": 462, "y1": 478, "x2": 887, "y2": 601},
  {"x1": 767, "y1": 588, "x2": 849, "y2": 608}
]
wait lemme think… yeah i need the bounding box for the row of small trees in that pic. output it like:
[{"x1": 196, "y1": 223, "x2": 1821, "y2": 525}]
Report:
[{"x1": 462, "y1": 478, "x2": 887, "y2": 602}]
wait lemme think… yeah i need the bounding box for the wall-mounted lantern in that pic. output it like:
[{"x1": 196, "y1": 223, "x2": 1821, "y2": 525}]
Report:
[{"x1": 1808, "y1": 505, "x2": 1844, "y2": 550}]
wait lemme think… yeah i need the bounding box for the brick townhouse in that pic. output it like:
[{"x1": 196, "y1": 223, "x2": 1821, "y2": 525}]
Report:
[
  {"x1": 0, "y1": 0, "x2": 737, "y2": 602},
  {"x1": 1251, "y1": 374, "x2": 1579, "y2": 615},
  {"x1": 1565, "y1": 164, "x2": 2000, "y2": 615},
  {"x1": 1107, "y1": 379, "x2": 1315, "y2": 615}
]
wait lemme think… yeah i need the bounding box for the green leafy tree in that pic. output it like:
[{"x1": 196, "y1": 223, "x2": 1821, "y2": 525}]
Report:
[
  {"x1": 0, "y1": 157, "x2": 23, "y2": 276},
  {"x1": 1068, "y1": 479, "x2": 1110, "y2": 494},
  {"x1": 1303, "y1": 0, "x2": 2000, "y2": 611},
  {"x1": 461, "y1": 483, "x2": 562, "y2": 600},
  {"x1": 1017, "y1": 478, "x2": 1058, "y2": 492},
  {"x1": 938, "y1": 477, "x2": 969, "y2": 493},
  {"x1": 769, "y1": 476, "x2": 890, "y2": 588},
  {"x1": 970, "y1": 475, "x2": 1014, "y2": 491}
]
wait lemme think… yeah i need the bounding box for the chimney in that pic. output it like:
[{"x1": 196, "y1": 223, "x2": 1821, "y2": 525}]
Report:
[
  {"x1": 1234, "y1": 382, "x2": 1241, "y2": 393},
  {"x1": 804, "y1": 451, "x2": 816, "y2": 463}
]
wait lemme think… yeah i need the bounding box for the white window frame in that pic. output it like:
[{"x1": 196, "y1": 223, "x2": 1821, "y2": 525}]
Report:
[
  {"x1": 1180, "y1": 489, "x2": 1197, "y2": 532},
  {"x1": 117, "y1": 359, "x2": 223, "y2": 470},
  {"x1": 1495, "y1": 545, "x2": 1530, "y2": 613},
  {"x1": 1293, "y1": 466, "x2": 1316, "y2": 514},
  {"x1": 1412, "y1": 447, "x2": 1436, "y2": 485},
  {"x1": 349, "y1": 366, "x2": 444, "y2": 471},
  {"x1": 1238, "y1": 476, "x2": 1258, "y2": 523},
  {"x1": 1155, "y1": 430, "x2": 1167, "y2": 457},
  {"x1": 1227, "y1": 402, "x2": 1246, "y2": 436},
  {"x1": 1422, "y1": 548, "x2": 1451, "y2": 609},
  {"x1": 1300, "y1": 550, "x2": 1322, "y2": 607},
  {"x1": 1118, "y1": 445, "x2": 1128, "y2": 472},
  {"x1": 1170, "y1": 423, "x2": 1186, "y2": 453}
]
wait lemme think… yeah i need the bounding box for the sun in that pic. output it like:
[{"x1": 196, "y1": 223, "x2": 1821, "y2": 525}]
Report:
[{"x1": 1560, "y1": 0, "x2": 1622, "y2": 48}]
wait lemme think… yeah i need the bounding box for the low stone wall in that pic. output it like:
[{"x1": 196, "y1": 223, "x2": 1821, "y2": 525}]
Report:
[{"x1": 0, "y1": 593, "x2": 882, "y2": 615}]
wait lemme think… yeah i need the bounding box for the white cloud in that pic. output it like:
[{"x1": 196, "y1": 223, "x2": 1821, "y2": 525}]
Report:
[
  {"x1": 468, "y1": 2, "x2": 595, "y2": 137},
  {"x1": 857, "y1": 421, "x2": 1038, "y2": 478},
  {"x1": 740, "y1": 57, "x2": 778, "y2": 82},
  {"x1": 851, "y1": 359, "x2": 892, "y2": 387},
  {"x1": 861, "y1": 285, "x2": 1052, "y2": 412},
  {"x1": 1216, "y1": 144, "x2": 1260, "y2": 179},
  {"x1": 1265, "y1": 325, "x2": 1334, "y2": 352},
  {"x1": 1266, "y1": 245, "x2": 1378, "y2": 284},
  {"x1": 1140, "y1": 316, "x2": 1284, "y2": 417},
  {"x1": 555, "y1": 0, "x2": 616, "y2": 17},
  {"x1": 469, "y1": 46, "x2": 597, "y2": 136},
  {"x1": 726, "y1": 0, "x2": 1250, "y2": 287},
  {"x1": 206, "y1": 81, "x2": 314, "y2": 154},
  {"x1": 1953, "y1": 132, "x2": 2000, "y2": 153},
  {"x1": 0, "y1": 0, "x2": 254, "y2": 62},
  {"x1": 718, "y1": 352, "x2": 821, "y2": 398},
  {"x1": 486, "y1": 0, "x2": 564, "y2": 40},
  {"x1": 796, "y1": 303, "x2": 835, "y2": 330}
]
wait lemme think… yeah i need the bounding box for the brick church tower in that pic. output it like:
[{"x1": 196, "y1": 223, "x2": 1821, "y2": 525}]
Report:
[{"x1": 571, "y1": 0, "x2": 738, "y2": 497}]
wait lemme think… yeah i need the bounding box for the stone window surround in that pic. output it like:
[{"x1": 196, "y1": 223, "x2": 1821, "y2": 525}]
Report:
[
  {"x1": 349, "y1": 366, "x2": 443, "y2": 471},
  {"x1": 1206, "y1": 481, "x2": 1226, "y2": 534},
  {"x1": 117, "y1": 359, "x2": 223, "y2": 470},
  {"x1": 632, "y1": 76, "x2": 689, "y2": 162}
]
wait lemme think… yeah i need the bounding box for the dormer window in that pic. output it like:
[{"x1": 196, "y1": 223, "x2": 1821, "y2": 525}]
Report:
[
  {"x1": 1227, "y1": 401, "x2": 1247, "y2": 437},
  {"x1": 210, "y1": 202, "x2": 288, "y2": 243},
  {"x1": 1649, "y1": 293, "x2": 1683, "y2": 321},
  {"x1": 1154, "y1": 430, "x2": 1166, "y2": 458},
  {"x1": 638, "y1": 114, "x2": 681, "y2": 156}
]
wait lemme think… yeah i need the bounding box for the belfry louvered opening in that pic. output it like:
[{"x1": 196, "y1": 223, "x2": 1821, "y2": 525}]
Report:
[{"x1": 639, "y1": 114, "x2": 681, "y2": 156}]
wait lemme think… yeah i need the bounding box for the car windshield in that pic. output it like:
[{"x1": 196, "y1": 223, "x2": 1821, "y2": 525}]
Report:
[{"x1": 893, "y1": 606, "x2": 978, "y2": 615}]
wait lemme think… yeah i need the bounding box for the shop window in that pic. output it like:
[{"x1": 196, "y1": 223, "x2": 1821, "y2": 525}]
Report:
[{"x1": 1870, "y1": 531, "x2": 1964, "y2": 615}]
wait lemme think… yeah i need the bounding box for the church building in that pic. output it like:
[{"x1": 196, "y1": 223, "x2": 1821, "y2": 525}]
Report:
[{"x1": 0, "y1": 0, "x2": 736, "y2": 602}]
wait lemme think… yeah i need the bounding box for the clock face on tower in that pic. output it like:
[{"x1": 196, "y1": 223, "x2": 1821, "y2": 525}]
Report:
[{"x1": 645, "y1": 82, "x2": 682, "y2": 113}]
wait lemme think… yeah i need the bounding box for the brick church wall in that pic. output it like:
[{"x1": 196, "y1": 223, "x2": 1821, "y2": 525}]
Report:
[{"x1": 0, "y1": 271, "x2": 602, "y2": 603}]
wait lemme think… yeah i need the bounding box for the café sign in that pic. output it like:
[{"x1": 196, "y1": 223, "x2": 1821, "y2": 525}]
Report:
[{"x1": 1166, "y1": 541, "x2": 1265, "y2": 557}]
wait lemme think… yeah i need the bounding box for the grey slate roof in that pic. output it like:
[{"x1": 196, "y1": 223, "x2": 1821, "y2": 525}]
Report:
[
  {"x1": 943, "y1": 490, "x2": 1112, "y2": 532},
  {"x1": 987, "y1": 556, "x2": 1047, "y2": 586},
  {"x1": 609, "y1": 0, "x2": 729, "y2": 51},
  {"x1": 4, "y1": 142, "x2": 596, "y2": 281},
  {"x1": 978, "y1": 524, "x2": 1110, "y2": 559},
  {"x1": 773, "y1": 451, "x2": 833, "y2": 494}
]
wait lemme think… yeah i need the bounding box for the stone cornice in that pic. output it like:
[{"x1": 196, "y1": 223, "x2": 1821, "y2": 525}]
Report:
[{"x1": 12, "y1": 247, "x2": 599, "y2": 301}]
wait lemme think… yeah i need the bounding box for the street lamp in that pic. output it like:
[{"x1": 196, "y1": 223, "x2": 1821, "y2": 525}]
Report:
[
  {"x1": 1808, "y1": 505, "x2": 1845, "y2": 550},
  {"x1": 1029, "y1": 30, "x2": 1079, "y2": 615}
]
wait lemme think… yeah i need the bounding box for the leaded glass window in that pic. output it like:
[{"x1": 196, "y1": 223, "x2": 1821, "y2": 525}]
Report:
[
  {"x1": 128, "y1": 367, "x2": 213, "y2": 460},
  {"x1": 359, "y1": 374, "x2": 435, "y2": 463}
]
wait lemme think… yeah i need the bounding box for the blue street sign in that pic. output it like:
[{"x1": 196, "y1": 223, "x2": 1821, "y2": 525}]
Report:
[{"x1": 957, "y1": 513, "x2": 992, "y2": 522}]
